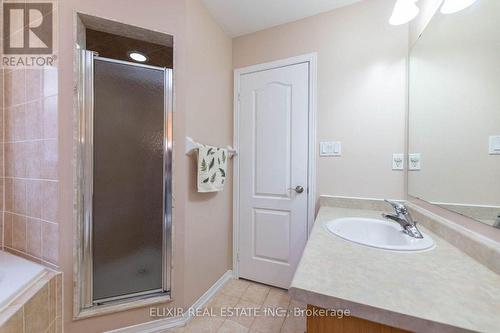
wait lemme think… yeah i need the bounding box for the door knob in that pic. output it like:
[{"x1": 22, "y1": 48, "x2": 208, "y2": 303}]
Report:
[{"x1": 290, "y1": 186, "x2": 304, "y2": 194}]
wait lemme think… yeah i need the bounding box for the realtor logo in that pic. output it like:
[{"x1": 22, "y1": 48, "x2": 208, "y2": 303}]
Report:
[{"x1": 3, "y1": 2, "x2": 53, "y2": 54}]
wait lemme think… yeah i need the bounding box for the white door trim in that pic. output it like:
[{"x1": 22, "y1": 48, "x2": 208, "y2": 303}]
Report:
[{"x1": 232, "y1": 53, "x2": 317, "y2": 279}]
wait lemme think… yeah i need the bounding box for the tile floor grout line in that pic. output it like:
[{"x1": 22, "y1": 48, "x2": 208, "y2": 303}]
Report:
[{"x1": 177, "y1": 278, "x2": 304, "y2": 333}]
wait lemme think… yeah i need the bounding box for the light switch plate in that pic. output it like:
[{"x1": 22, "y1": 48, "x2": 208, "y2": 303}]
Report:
[
  {"x1": 392, "y1": 154, "x2": 404, "y2": 170},
  {"x1": 409, "y1": 153, "x2": 421, "y2": 171},
  {"x1": 489, "y1": 136, "x2": 500, "y2": 155},
  {"x1": 320, "y1": 141, "x2": 341, "y2": 157}
]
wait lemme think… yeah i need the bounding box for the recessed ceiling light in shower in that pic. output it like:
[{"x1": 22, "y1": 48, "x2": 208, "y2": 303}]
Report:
[{"x1": 128, "y1": 51, "x2": 148, "y2": 62}]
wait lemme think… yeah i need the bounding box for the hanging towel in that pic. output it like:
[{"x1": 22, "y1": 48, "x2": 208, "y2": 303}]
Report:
[{"x1": 197, "y1": 145, "x2": 228, "y2": 193}]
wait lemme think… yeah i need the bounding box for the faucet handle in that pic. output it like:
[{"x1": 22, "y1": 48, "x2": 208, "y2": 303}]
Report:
[{"x1": 384, "y1": 199, "x2": 406, "y2": 212}]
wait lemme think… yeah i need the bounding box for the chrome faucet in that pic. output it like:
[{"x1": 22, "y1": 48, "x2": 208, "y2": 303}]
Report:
[
  {"x1": 382, "y1": 200, "x2": 424, "y2": 239},
  {"x1": 494, "y1": 215, "x2": 500, "y2": 228}
]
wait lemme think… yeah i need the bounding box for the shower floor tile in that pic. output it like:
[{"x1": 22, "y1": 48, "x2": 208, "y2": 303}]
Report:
[{"x1": 162, "y1": 279, "x2": 306, "y2": 333}]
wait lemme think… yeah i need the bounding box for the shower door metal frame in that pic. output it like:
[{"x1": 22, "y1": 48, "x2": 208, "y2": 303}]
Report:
[{"x1": 77, "y1": 49, "x2": 173, "y2": 310}]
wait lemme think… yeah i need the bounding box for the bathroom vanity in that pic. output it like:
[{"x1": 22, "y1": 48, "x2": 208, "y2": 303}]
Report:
[{"x1": 289, "y1": 197, "x2": 500, "y2": 333}]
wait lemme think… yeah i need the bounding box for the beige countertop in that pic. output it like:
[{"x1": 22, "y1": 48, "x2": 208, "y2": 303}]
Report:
[{"x1": 289, "y1": 206, "x2": 500, "y2": 333}]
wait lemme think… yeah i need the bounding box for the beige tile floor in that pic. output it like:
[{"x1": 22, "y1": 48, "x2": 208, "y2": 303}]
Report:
[{"x1": 163, "y1": 278, "x2": 306, "y2": 333}]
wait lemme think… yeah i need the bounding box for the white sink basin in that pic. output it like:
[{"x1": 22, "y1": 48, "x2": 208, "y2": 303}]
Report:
[{"x1": 325, "y1": 218, "x2": 435, "y2": 251}]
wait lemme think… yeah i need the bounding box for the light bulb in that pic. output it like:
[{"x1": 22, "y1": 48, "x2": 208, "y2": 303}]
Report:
[
  {"x1": 440, "y1": 0, "x2": 478, "y2": 14},
  {"x1": 389, "y1": 0, "x2": 420, "y2": 25},
  {"x1": 128, "y1": 51, "x2": 148, "y2": 62}
]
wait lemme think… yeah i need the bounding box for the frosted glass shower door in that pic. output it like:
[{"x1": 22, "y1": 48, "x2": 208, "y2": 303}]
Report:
[{"x1": 90, "y1": 56, "x2": 172, "y2": 303}]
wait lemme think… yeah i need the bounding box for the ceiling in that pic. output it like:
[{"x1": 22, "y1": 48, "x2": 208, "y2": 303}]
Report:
[{"x1": 201, "y1": 0, "x2": 362, "y2": 37}]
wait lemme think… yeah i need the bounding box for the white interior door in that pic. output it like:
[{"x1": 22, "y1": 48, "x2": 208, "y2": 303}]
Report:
[{"x1": 237, "y1": 62, "x2": 310, "y2": 289}]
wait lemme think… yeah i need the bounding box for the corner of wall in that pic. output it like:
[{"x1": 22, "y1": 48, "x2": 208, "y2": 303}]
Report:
[
  {"x1": 409, "y1": 0, "x2": 442, "y2": 47},
  {"x1": 183, "y1": 0, "x2": 234, "y2": 307}
]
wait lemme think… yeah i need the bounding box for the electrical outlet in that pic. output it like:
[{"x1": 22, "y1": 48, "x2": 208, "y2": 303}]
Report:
[
  {"x1": 392, "y1": 154, "x2": 404, "y2": 170},
  {"x1": 489, "y1": 136, "x2": 500, "y2": 155},
  {"x1": 409, "y1": 153, "x2": 421, "y2": 171}
]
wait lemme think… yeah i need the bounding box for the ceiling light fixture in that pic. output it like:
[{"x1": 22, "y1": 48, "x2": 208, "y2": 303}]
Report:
[
  {"x1": 389, "y1": 0, "x2": 420, "y2": 26},
  {"x1": 440, "y1": 0, "x2": 478, "y2": 14},
  {"x1": 128, "y1": 51, "x2": 148, "y2": 63}
]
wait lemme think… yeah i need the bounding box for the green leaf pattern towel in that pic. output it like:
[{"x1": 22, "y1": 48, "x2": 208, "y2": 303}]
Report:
[{"x1": 197, "y1": 145, "x2": 228, "y2": 192}]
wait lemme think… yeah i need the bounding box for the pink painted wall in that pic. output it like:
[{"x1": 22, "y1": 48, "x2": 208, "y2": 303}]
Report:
[{"x1": 183, "y1": 0, "x2": 234, "y2": 306}]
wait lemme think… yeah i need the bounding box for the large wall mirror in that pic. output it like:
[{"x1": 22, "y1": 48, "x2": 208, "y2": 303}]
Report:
[{"x1": 408, "y1": 0, "x2": 500, "y2": 228}]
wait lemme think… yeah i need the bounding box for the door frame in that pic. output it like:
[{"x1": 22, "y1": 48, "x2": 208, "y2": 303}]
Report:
[{"x1": 232, "y1": 53, "x2": 317, "y2": 279}]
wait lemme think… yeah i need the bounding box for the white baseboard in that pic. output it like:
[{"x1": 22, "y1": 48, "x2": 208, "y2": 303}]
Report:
[
  {"x1": 105, "y1": 270, "x2": 234, "y2": 333},
  {"x1": 187, "y1": 270, "x2": 233, "y2": 312}
]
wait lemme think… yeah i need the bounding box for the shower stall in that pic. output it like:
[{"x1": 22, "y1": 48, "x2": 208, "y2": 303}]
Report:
[{"x1": 77, "y1": 49, "x2": 173, "y2": 308}]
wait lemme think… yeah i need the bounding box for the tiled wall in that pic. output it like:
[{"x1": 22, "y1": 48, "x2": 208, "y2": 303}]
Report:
[
  {"x1": 1, "y1": 68, "x2": 4, "y2": 248},
  {"x1": 2, "y1": 67, "x2": 59, "y2": 268},
  {"x1": 0, "y1": 272, "x2": 62, "y2": 333}
]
